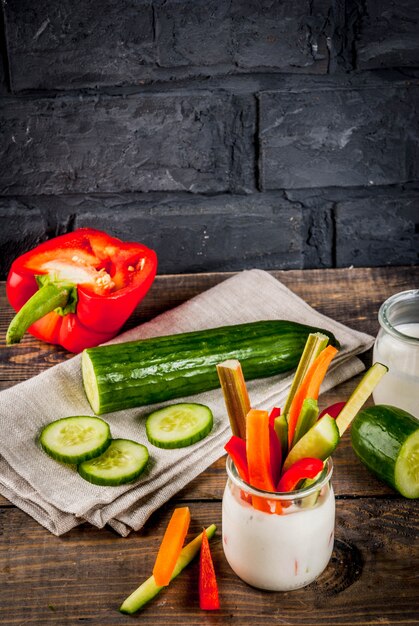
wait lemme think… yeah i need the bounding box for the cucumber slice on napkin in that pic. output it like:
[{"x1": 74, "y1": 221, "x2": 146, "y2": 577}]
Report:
[
  {"x1": 146, "y1": 403, "x2": 214, "y2": 449},
  {"x1": 78, "y1": 439, "x2": 149, "y2": 486},
  {"x1": 39, "y1": 416, "x2": 111, "y2": 464}
]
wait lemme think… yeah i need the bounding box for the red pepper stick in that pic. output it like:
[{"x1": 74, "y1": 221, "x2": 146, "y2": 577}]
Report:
[
  {"x1": 199, "y1": 529, "x2": 220, "y2": 610},
  {"x1": 6, "y1": 228, "x2": 157, "y2": 352},
  {"x1": 269, "y1": 420, "x2": 282, "y2": 486},
  {"x1": 319, "y1": 401, "x2": 346, "y2": 420},
  {"x1": 224, "y1": 436, "x2": 249, "y2": 482},
  {"x1": 269, "y1": 406, "x2": 281, "y2": 426},
  {"x1": 277, "y1": 458, "x2": 324, "y2": 492}
]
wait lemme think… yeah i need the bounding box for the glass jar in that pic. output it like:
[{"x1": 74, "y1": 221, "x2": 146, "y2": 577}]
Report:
[
  {"x1": 222, "y1": 456, "x2": 335, "y2": 591},
  {"x1": 372, "y1": 290, "x2": 419, "y2": 417}
]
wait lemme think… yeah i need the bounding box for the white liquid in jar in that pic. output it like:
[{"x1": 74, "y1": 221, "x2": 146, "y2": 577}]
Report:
[
  {"x1": 222, "y1": 481, "x2": 335, "y2": 591},
  {"x1": 373, "y1": 322, "x2": 419, "y2": 417}
]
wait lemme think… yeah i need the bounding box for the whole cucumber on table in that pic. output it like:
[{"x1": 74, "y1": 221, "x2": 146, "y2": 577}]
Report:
[
  {"x1": 82, "y1": 320, "x2": 339, "y2": 415},
  {"x1": 351, "y1": 405, "x2": 419, "y2": 499}
]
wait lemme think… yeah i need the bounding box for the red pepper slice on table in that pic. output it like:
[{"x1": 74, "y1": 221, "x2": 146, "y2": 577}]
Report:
[
  {"x1": 277, "y1": 457, "x2": 324, "y2": 492},
  {"x1": 6, "y1": 228, "x2": 157, "y2": 353},
  {"x1": 199, "y1": 529, "x2": 220, "y2": 610}
]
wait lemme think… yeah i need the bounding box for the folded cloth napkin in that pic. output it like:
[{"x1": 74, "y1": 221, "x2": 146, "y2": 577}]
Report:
[{"x1": 0, "y1": 269, "x2": 374, "y2": 536}]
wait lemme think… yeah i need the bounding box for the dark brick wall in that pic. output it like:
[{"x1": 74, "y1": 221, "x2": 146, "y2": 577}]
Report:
[{"x1": 0, "y1": 0, "x2": 418, "y2": 277}]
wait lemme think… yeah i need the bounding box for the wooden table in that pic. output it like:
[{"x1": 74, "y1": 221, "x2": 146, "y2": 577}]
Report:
[{"x1": 0, "y1": 267, "x2": 418, "y2": 625}]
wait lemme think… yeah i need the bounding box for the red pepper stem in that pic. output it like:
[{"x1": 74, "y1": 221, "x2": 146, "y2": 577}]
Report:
[{"x1": 6, "y1": 283, "x2": 71, "y2": 345}]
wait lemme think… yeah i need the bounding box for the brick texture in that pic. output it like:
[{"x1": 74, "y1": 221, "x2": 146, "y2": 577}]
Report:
[
  {"x1": 4, "y1": 0, "x2": 334, "y2": 92},
  {"x1": 0, "y1": 1, "x2": 418, "y2": 278},
  {"x1": 0, "y1": 92, "x2": 254, "y2": 195},
  {"x1": 335, "y1": 197, "x2": 419, "y2": 267},
  {"x1": 355, "y1": 0, "x2": 419, "y2": 70},
  {"x1": 259, "y1": 86, "x2": 419, "y2": 189}
]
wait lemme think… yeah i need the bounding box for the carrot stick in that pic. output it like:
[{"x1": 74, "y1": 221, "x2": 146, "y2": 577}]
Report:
[
  {"x1": 287, "y1": 345, "x2": 338, "y2": 449},
  {"x1": 246, "y1": 409, "x2": 277, "y2": 513},
  {"x1": 153, "y1": 507, "x2": 191, "y2": 587}
]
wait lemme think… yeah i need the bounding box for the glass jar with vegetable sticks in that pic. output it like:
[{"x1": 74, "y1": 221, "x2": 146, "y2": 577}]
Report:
[{"x1": 218, "y1": 333, "x2": 387, "y2": 591}]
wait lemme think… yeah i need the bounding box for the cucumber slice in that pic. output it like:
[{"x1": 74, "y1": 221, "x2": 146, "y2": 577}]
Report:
[
  {"x1": 351, "y1": 405, "x2": 419, "y2": 499},
  {"x1": 146, "y1": 403, "x2": 213, "y2": 449},
  {"x1": 283, "y1": 414, "x2": 340, "y2": 472},
  {"x1": 39, "y1": 416, "x2": 111, "y2": 464},
  {"x1": 78, "y1": 439, "x2": 149, "y2": 486}
]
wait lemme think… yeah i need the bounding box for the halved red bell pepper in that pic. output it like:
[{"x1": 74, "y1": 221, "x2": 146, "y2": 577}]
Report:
[
  {"x1": 6, "y1": 228, "x2": 157, "y2": 353},
  {"x1": 277, "y1": 457, "x2": 324, "y2": 492}
]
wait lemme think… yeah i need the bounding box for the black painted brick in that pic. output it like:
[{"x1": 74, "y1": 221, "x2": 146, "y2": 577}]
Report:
[
  {"x1": 0, "y1": 92, "x2": 254, "y2": 195},
  {"x1": 335, "y1": 196, "x2": 419, "y2": 268},
  {"x1": 4, "y1": 0, "x2": 334, "y2": 92},
  {"x1": 259, "y1": 86, "x2": 419, "y2": 190},
  {"x1": 157, "y1": 0, "x2": 331, "y2": 71},
  {"x1": 0, "y1": 193, "x2": 305, "y2": 277},
  {"x1": 73, "y1": 193, "x2": 305, "y2": 274},
  {"x1": 3, "y1": 0, "x2": 156, "y2": 92},
  {"x1": 356, "y1": 0, "x2": 419, "y2": 70},
  {"x1": 0, "y1": 199, "x2": 47, "y2": 274}
]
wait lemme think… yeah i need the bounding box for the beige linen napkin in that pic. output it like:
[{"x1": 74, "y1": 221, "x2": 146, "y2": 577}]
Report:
[{"x1": 0, "y1": 270, "x2": 374, "y2": 536}]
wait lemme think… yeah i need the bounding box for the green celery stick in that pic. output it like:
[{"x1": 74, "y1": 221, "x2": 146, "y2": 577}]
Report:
[
  {"x1": 283, "y1": 332, "x2": 329, "y2": 416},
  {"x1": 292, "y1": 398, "x2": 319, "y2": 447},
  {"x1": 335, "y1": 362, "x2": 388, "y2": 435},
  {"x1": 119, "y1": 524, "x2": 217, "y2": 614},
  {"x1": 274, "y1": 414, "x2": 289, "y2": 459}
]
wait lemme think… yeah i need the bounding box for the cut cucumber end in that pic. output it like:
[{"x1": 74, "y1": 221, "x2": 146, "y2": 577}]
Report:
[
  {"x1": 82, "y1": 350, "x2": 101, "y2": 415},
  {"x1": 39, "y1": 416, "x2": 111, "y2": 464},
  {"x1": 283, "y1": 414, "x2": 340, "y2": 472},
  {"x1": 78, "y1": 439, "x2": 149, "y2": 486},
  {"x1": 395, "y1": 429, "x2": 419, "y2": 499},
  {"x1": 146, "y1": 403, "x2": 214, "y2": 449}
]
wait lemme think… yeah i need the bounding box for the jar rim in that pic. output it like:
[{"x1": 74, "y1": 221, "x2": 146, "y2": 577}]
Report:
[
  {"x1": 378, "y1": 289, "x2": 419, "y2": 346},
  {"x1": 226, "y1": 456, "x2": 333, "y2": 500}
]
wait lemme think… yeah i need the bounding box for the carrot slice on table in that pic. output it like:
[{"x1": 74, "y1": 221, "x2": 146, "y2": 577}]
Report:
[
  {"x1": 153, "y1": 507, "x2": 191, "y2": 586},
  {"x1": 287, "y1": 345, "x2": 338, "y2": 449}
]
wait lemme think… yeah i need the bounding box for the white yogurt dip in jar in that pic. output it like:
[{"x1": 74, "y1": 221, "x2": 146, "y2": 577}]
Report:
[
  {"x1": 222, "y1": 456, "x2": 335, "y2": 591},
  {"x1": 372, "y1": 290, "x2": 419, "y2": 417}
]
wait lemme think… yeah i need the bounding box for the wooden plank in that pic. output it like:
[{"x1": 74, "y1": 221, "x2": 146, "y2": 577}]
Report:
[
  {"x1": 0, "y1": 498, "x2": 417, "y2": 625},
  {"x1": 1, "y1": 266, "x2": 418, "y2": 383}
]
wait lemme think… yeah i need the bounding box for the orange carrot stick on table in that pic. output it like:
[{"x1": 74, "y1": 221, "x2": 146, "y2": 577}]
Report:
[{"x1": 153, "y1": 507, "x2": 191, "y2": 587}]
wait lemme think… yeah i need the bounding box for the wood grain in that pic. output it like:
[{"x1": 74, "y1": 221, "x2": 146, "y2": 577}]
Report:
[
  {"x1": 0, "y1": 499, "x2": 417, "y2": 625},
  {"x1": 0, "y1": 266, "x2": 418, "y2": 625}
]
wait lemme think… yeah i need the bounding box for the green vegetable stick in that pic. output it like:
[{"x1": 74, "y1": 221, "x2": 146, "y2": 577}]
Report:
[
  {"x1": 119, "y1": 524, "x2": 217, "y2": 615},
  {"x1": 283, "y1": 332, "x2": 329, "y2": 416}
]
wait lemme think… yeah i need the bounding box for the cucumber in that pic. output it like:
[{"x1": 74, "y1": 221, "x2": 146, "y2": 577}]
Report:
[
  {"x1": 291, "y1": 398, "x2": 319, "y2": 447},
  {"x1": 82, "y1": 321, "x2": 338, "y2": 415},
  {"x1": 78, "y1": 439, "x2": 149, "y2": 486},
  {"x1": 283, "y1": 414, "x2": 340, "y2": 472},
  {"x1": 335, "y1": 362, "x2": 388, "y2": 436},
  {"x1": 351, "y1": 405, "x2": 419, "y2": 499},
  {"x1": 39, "y1": 416, "x2": 111, "y2": 464},
  {"x1": 146, "y1": 403, "x2": 213, "y2": 449},
  {"x1": 120, "y1": 525, "x2": 217, "y2": 614}
]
